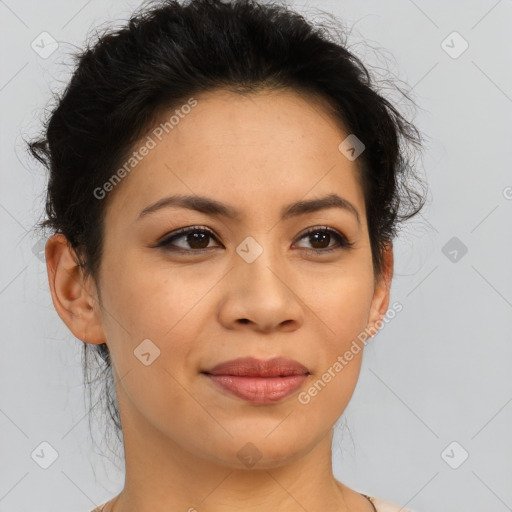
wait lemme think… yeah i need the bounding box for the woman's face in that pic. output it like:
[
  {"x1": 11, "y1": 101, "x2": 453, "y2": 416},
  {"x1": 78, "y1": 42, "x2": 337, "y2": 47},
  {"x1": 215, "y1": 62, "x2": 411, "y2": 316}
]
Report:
[{"x1": 50, "y1": 88, "x2": 392, "y2": 469}]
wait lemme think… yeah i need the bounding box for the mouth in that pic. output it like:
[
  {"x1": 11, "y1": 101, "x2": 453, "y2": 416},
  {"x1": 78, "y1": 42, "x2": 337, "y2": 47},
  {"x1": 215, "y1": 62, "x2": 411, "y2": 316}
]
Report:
[{"x1": 201, "y1": 356, "x2": 310, "y2": 404}]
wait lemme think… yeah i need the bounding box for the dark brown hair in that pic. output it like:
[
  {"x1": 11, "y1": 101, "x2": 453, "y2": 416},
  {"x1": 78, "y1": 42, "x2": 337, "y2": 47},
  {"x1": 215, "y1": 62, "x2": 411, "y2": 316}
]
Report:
[{"x1": 27, "y1": 0, "x2": 428, "y2": 452}]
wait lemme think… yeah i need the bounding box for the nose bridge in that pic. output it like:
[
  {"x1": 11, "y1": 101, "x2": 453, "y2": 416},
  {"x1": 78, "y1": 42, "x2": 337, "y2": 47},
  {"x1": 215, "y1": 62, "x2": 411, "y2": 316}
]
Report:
[
  {"x1": 217, "y1": 232, "x2": 303, "y2": 332},
  {"x1": 234, "y1": 233, "x2": 287, "y2": 298}
]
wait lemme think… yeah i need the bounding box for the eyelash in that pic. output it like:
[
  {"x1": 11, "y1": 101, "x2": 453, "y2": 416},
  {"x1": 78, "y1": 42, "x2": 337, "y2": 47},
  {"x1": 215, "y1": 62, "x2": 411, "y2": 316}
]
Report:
[{"x1": 156, "y1": 225, "x2": 354, "y2": 255}]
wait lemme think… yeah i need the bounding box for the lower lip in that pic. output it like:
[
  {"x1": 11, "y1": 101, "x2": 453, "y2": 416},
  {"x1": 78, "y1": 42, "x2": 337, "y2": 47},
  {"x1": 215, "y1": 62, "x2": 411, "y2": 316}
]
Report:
[{"x1": 203, "y1": 374, "x2": 309, "y2": 404}]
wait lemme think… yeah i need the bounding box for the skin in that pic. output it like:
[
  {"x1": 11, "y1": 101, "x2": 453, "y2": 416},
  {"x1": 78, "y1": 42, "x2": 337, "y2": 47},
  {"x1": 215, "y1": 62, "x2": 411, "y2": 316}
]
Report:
[{"x1": 46, "y1": 88, "x2": 393, "y2": 512}]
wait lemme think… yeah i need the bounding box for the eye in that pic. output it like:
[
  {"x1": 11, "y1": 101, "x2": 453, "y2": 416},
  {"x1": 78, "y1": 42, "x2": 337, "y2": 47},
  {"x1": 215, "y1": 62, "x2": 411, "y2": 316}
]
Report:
[
  {"x1": 156, "y1": 226, "x2": 221, "y2": 253},
  {"x1": 156, "y1": 225, "x2": 354, "y2": 255},
  {"x1": 294, "y1": 226, "x2": 354, "y2": 254}
]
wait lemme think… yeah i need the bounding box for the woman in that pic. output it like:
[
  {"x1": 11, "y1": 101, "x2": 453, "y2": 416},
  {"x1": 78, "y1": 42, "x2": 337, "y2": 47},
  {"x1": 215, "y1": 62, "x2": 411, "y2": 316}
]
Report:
[{"x1": 28, "y1": 0, "x2": 427, "y2": 510}]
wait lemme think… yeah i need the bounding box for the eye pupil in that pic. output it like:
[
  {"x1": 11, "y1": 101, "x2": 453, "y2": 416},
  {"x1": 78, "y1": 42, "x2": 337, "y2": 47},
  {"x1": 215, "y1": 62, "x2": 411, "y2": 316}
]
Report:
[
  {"x1": 187, "y1": 232, "x2": 210, "y2": 249},
  {"x1": 310, "y1": 231, "x2": 330, "y2": 249},
  {"x1": 159, "y1": 226, "x2": 349, "y2": 255}
]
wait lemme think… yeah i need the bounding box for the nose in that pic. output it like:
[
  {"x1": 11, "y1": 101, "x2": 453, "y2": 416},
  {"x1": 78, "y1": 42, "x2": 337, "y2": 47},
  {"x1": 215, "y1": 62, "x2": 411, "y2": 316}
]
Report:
[{"x1": 216, "y1": 243, "x2": 304, "y2": 334}]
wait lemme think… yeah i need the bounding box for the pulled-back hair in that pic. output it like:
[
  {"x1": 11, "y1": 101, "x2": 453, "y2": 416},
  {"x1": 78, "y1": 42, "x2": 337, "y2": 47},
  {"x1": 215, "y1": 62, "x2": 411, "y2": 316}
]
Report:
[{"x1": 27, "y1": 0, "x2": 427, "y2": 453}]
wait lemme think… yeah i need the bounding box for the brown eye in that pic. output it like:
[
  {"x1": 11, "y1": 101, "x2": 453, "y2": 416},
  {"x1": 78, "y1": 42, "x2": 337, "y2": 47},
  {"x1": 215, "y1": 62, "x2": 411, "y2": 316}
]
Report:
[
  {"x1": 294, "y1": 226, "x2": 354, "y2": 254},
  {"x1": 156, "y1": 225, "x2": 354, "y2": 255},
  {"x1": 157, "y1": 226, "x2": 220, "y2": 253}
]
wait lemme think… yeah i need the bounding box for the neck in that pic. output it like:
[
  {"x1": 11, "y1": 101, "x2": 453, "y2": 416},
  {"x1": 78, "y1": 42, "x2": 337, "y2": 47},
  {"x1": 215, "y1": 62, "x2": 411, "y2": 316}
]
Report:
[{"x1": 107, "y1": 389, "x2": 350, "y2": 512}]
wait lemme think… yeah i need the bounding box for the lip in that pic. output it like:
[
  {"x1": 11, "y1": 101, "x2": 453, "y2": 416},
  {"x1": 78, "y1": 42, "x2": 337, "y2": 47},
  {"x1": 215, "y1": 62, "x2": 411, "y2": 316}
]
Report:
[{"x1": 201, "y1": 357, "x2": 310, "y2": 404}]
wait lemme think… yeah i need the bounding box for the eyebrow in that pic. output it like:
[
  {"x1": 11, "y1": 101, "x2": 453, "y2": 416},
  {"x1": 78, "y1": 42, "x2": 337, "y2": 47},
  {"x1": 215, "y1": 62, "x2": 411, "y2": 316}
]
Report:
[{"x1": 137, "y1": 193, "x2": 361, "y2": 226}]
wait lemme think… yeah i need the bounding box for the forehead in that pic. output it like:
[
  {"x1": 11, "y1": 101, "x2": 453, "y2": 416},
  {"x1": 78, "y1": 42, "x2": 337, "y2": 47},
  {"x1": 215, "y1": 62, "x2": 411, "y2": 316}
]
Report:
[{"x1": 106, "y1": 88, "x2": 365, "y2": 224}]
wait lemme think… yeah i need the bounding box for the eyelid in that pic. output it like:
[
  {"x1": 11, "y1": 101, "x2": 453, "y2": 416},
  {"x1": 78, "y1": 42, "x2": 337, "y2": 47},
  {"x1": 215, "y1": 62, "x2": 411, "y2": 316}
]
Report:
[
  {"x1": 293, "y1": 225, "x2": 355, "y2": 251},
  {"x1": 156, "y1": 225, "x2": 220, "y2": 247},
  {"x1": 156, "y1": 224, "x2": 354, "y2": 253}
]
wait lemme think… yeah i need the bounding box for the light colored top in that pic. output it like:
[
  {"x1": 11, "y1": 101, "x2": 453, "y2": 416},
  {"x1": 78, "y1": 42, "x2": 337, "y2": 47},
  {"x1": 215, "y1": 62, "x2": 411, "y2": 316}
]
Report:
[
  {"x1": 365, "y1": 495, "x2": 417, "y2": 511},
  {"x1": 91, "y1": 495, "x2": 417, "y2": 512}
]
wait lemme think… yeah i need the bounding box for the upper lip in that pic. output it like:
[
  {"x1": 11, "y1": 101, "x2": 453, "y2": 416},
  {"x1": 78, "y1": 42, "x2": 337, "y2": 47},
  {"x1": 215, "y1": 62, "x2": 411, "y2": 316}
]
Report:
[{"x1": 202, "y1": 357, "x2": 310, "y2": 377}]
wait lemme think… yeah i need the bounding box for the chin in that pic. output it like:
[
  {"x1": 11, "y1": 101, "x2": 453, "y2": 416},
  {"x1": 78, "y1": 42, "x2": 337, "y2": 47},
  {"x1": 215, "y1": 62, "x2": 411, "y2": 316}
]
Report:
[{"x1": 201, "y1": 435, "x2": 313, "y2": 470}]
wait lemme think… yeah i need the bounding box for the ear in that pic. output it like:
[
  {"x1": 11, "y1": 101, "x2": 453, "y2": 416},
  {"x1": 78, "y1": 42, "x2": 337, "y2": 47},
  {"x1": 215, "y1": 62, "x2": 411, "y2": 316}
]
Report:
[
  {"x1": 367, "y1": 241, "x2": 394, "y2": 337},
  {"x1": 45, "y1": 233, "x2": 106, "y2": 345}
]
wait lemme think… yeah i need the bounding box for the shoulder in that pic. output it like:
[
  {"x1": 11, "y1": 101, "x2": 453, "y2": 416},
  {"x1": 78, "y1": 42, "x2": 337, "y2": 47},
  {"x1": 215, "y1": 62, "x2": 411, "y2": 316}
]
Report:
[
  {"x1": 89, "y1": 504, "x2": 107, "y2": 512},
  {"x1": 337, "y1": 481, "x2": 417, "y2": 512},
  {"x1": 366, "y1": 495, "x2": 418, "y2": 512}
]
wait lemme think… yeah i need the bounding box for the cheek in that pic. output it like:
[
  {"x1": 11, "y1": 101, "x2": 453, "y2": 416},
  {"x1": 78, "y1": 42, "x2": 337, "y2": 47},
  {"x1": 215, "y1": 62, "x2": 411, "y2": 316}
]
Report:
[
  {"x1": 304, "y1": 270, "x2": 374, "y2": 401},
  {"x1": 296, "y1": 286, "x2": 371, "y2": 429},
  {"x1": 100, "y1": 251, "x2": 211, "y2": 340},
  {"x1": 313, "y1": 268, "x2": 375, "y2": 349},
  {"x1": 97, "y1": 259, "x2": 203, "y2": 435},
  {"x1": 97, "y1": 255, "x2": 220, "y2": 423},
  {"x1": 298, "y1": 353, "x2": 363, "y2": 430}
]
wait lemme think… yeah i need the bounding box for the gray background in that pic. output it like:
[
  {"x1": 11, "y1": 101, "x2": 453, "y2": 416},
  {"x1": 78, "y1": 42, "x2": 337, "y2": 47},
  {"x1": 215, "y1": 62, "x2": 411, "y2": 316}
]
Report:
[{"x1": 1, "y1": 0, "x2": 511, "y2": 511}]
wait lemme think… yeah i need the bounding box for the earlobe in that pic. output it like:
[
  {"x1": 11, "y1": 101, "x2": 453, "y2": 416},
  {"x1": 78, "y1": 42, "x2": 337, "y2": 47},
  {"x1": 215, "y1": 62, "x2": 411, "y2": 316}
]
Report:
[
  {"x1": 45, "y1": 234, "x2": 106, "y2": 345},
  {"x1": 367, "y1": 242, "x2": 394, "y2": 336}
]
